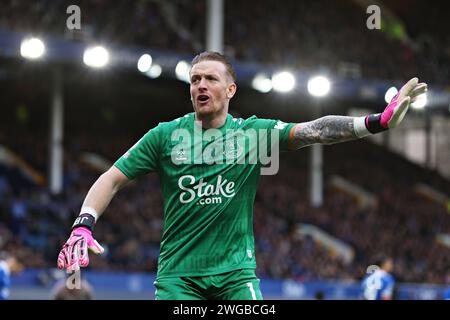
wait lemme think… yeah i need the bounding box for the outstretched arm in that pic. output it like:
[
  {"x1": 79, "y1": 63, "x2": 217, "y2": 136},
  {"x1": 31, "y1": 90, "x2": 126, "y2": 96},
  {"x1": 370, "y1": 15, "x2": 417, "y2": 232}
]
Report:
[
  {"x1": 79, "y1": 166, "x2": 130, "y2": 221},
  {"x1": 57, "y1": 166, "x2": 130, "y2": 271},
  {"x1": 289, "y1": 115, "x2": 357, "y2": 149},
  {"x1": 289, "y1": 77, "x2": 427, "y2": 150}
]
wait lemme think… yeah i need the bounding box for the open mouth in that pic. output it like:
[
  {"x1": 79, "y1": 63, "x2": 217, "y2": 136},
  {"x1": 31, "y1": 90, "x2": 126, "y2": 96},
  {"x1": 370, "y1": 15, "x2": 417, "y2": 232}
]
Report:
[{"x1": 197, "y1": 95, "x2": 210, "y2": 103}]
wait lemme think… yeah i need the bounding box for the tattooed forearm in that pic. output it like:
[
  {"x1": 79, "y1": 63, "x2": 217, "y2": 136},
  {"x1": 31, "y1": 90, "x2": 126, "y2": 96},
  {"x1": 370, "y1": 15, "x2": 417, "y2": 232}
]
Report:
[{"x1": 290, "y1": 115, "x2": 359, "y2": 149}]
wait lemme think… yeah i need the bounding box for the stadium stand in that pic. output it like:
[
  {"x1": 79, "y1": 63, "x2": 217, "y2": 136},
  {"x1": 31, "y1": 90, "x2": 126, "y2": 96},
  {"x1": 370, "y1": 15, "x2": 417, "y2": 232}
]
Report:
[
  {"x1": 0, "y1": 0, "x2": 448, "y2": 84},
  {"x1": 0, "y1": 0, "x2": 449, "y2": 299},
  {"x1": 0, "y1": 116, "x2": 449, "y2": 284}
]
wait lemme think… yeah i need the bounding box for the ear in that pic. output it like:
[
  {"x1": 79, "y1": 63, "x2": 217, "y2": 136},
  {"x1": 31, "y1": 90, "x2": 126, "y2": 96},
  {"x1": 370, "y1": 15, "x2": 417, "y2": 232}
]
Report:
[{"x1": 227, "y1": 82, "x2": 237, "y2": 99}]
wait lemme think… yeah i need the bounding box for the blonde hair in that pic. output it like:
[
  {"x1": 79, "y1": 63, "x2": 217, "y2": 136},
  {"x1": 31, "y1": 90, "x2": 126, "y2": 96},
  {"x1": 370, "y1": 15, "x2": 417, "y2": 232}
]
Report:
[{"x1": 191, "y1": 51, "x2": 236, "y2": 82}]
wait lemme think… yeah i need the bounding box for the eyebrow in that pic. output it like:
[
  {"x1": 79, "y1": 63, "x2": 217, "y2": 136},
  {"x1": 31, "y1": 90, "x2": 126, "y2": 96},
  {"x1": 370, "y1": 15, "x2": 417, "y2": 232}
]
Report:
[{"x1": 191, "y1": 72, "x2": 220, "y2": 78}]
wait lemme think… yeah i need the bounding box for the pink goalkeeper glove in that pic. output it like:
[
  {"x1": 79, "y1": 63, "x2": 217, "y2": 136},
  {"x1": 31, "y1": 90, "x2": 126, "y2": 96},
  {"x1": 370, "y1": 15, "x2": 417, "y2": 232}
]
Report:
[
  {"x1": 380, "y1": 77, "x2": 427, "y2": 129},
  {"x1": 58, "y1": 223, "x2": 104, "y2": 272},
  {"x1": 355, "y1": 77, "x2": 428, "y2": 137}
]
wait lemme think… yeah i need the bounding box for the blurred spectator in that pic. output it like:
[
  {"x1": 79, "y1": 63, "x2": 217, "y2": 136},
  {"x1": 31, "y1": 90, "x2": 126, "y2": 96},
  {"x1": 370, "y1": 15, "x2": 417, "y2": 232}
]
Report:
[
  {"x1": 0, "y1": 251, "x2": 24, "y2": 300},
  {"x1": 49, "y1": 278, "x2": 94, "y2": 300},
  {"x1": 361, "y1": 254, "x2": 395, "y2": 300}
]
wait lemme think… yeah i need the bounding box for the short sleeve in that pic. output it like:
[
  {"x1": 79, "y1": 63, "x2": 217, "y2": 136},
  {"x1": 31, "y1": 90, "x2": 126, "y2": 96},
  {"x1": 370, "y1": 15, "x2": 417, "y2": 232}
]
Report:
[
  {"x1": 248, "y1": 118, "x2": 295, "y2": 152},
  {"x1": 114, "y1": 124, "x2": 162, "y2": 179}
]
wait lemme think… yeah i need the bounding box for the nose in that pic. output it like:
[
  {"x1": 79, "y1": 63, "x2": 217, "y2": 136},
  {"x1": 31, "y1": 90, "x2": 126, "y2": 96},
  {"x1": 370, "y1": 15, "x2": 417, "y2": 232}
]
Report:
[{"x1": 198, "y1": 77, "x2": 207, "y2": 91}]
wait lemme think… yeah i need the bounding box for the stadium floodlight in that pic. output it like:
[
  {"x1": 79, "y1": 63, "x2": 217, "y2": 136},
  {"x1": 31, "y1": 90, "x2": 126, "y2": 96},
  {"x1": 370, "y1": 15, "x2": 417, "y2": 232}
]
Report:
[
  {"x1": 411, "y1": 93, "x2": 427, "y2": 110},
  {"x1": 252, "y1": 73, "x2": 272, "y2": 93},
  {"x1": 20, "y1": 37, "x2": 46, "y2": 59},
  {"x1": 271, "y1": 71, "x2": 296, "y2": 93},
  {"x1": 137, "y1": 54, "x2": 153, "y2": 73},
  {"x1": 307, "y1": 75, "x2": 330, "y2": 97},
  {"x1": 175, "y1": 60, "x2": 191, "y2": 83},
  {"x1": 83, "y1": 46, "x2": 109, "y2": 68},
  {"x1": 146, "y1": 64, "x2": 162, "y2": 79},
  {"x1": 385, "y1": 87, "x2": 398, "y2": 103}
]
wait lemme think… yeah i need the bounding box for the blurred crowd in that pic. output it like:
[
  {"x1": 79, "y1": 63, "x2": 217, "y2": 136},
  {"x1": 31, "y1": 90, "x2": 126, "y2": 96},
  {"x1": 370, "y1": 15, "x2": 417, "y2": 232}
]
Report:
[
  {"x1": 0, "y1": 0, "x2": 449, "y2": 286},
  {"x1": 255, "y1": 142, "x2": 450, "y2": 283},
  {"x1": 0, "y1": 0, "x2": 449, "y2": 84},
  {"x1": 0, "y1": 123, "x2": 449, "y2": 285}
]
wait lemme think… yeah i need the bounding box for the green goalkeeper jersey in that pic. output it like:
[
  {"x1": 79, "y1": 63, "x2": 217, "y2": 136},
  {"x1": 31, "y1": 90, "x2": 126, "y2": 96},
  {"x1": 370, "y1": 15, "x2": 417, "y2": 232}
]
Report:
[{"x1": 114, "y1": 112, "x2": 294, "y2": 278}]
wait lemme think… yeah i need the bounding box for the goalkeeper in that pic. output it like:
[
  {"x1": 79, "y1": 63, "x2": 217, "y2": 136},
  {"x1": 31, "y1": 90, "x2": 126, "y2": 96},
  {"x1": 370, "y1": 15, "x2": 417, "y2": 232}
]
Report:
[{"x1": 57, "y1": 51, "x2": 427, "y2": 300}]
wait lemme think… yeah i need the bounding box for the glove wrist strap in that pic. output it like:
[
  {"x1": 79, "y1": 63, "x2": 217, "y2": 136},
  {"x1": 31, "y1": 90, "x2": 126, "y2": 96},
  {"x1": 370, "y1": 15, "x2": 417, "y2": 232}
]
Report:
[
  {"x1": 365, "y1": 113, "x2": 389, "y2": 134},
  {"x1": 72, "y1": 213, "x2": 96, "y2": 231}
]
